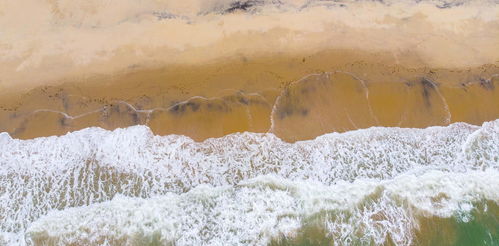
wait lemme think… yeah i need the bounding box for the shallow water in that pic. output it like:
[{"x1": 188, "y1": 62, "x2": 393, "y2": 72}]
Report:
[{"x1": 1, "y1": 119, "x2": 498, "y2": 245}]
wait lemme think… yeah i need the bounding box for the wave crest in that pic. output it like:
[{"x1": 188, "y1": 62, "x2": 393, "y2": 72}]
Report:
[{"x1": 1, "y1": 120, "x2": 498, "y2": 245}]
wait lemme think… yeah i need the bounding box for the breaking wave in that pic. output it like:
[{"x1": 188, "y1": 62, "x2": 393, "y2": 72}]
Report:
[{"x1": 0, "y1": 119, "x2": 498, "y2": 245}]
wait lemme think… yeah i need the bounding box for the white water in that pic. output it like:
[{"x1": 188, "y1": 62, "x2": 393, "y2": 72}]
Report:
[
  {"x1": 1, "y1": 120, "x2": 498, "y2": 245},
  {"x1": 27, "y1": 170, "x2": 499, "y2": 246}
]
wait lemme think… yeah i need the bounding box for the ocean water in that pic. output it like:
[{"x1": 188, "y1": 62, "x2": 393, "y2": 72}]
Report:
[{"x1": 0, "y1": 119, "x2": 498, "y2": 245}]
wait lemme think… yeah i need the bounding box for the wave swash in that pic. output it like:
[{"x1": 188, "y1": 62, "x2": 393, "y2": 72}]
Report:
[{"x1": 0, "y1": 119, "x2": 498, "y2": 245}]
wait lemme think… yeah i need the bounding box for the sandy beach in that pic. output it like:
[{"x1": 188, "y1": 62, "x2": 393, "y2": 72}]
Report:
[
  {"x1": 0, "y1": 51, "x2": 497, "y2": 141},
  {"x1": 1, "y1": 0, "x2": 498, "y2": 141},
  {"x1": 1, "y1": 1, "x2": 499, "y2": 245},
  {"x1": 1, "y1": 0, "x2": 499, "y2": 141}
]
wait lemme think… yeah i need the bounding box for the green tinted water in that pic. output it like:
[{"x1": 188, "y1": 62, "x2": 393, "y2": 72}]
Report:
[{"x1": 270, "y1": 201, "x2": 498, "y2": 246}]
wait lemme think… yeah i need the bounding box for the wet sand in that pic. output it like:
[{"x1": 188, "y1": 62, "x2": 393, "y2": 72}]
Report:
[{"x1": 0, "y1": 50, "x2": 498, "y2": 142}]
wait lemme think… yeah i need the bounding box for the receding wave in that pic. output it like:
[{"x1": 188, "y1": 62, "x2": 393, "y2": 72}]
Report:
[
  {"x1": 1, "y1": 120, "x2": 498, "y2": 245},
  {"x1": 27, "y1": 171, "x2": 498, "y2": 246}
]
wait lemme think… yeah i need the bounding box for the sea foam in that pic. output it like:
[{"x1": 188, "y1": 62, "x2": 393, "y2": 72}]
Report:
[
  {"x1": 27, "y1": 171, "x2": 499, "y2": 245},
  {"x1": 1, "y1": 120, "x2": 498, "y2": 245}
]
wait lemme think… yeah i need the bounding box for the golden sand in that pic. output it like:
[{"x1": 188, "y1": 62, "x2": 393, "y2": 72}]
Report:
[
  {"x1": 0, "y1": 50, "x2": 497, "y2": 141},
  {"x1": 1, "y1": 0, "x2": 498, "y2": 141},
  {"x1": 1, "y1": 0, "x2": 498, "y2": 93}
]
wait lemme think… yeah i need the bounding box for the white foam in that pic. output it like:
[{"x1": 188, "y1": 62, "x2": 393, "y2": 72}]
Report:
[
  {"x1": 1, "y1": 120, "x2": 498, "y2": 245},
  {"x1": 27, "y1": 170, "x2": 499, "y2": 246}
]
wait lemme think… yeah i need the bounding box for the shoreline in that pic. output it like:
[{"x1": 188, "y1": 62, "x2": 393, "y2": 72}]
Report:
[
  {"x1": 1, "y1": 0, "x2": 498, "y2": 141},
  {"x1": 1, "y1": 51, "x2": 497, "y2": 141}
]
